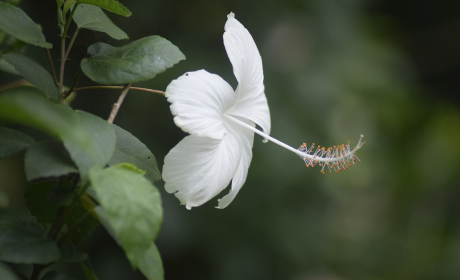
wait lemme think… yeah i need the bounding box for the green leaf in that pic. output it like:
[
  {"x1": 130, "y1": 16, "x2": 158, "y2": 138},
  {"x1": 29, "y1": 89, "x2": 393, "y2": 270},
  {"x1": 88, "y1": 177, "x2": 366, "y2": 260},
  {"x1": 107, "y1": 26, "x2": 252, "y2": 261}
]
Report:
[
  {"x1": 57, "y1": 0, "x2": 65, "y2": 34},
  {"x1": 94, "y1": 205, "x2": 163, "y2": 280},
  {"x1": 0, "y1": 210, "x2": 22, "y2": 236},
  {"x1": 0, "y1": 223, "x2": 59, "y2": 264},
  {"x1": 89, "y1": 164, "x2": 162, "y2": 267},
  {"x1": 25, "y1": 140, "x2": 77, "y2": 181},
  {"x1": 60, "y1": 239, "x2": 87, "y2": 263},
  {"x1": 2, "y1": 54, "x2": 58, "y2": 100},
  {"x1": 0, "y1": 59, "x2": 19, "y2": 75},
  {"x1": 77, "y1": 0, "x2": 131, "y2": 17},
  {"x1": 0, "y1": 262, "x2": 20, "y2": 280},
  {"x1": 79, "y1": 263, "x2": 99, "y2": 280},
  {"x1": 42, "y1": 271, "x2": 73, "y2": 280},
  {"x1": 0, "y1": 88, "x2": 116, "y2": 179},
  {"x1": 63, "y1": 0, "x2": 76, "y2": 15},
  {"x1": 0, "y1": 3, "x2": 52, "y2": 49},
  {"x1": 137, "y1": 243, "x2": 164, "y2": 280},
  {"x1": 108, "y1": 125, "x2": 161, "y2": 182},
  {"x1": 74, "y1": 110, "x2": 116, "y2": 179},
  {"x1": 0, "y1": 127, "x2": 35, "y2": 159},
  {"x1": 81, "y1": 36, "x2": 185, "y2": 84},
  {"x1": 73, "y1": 4, "x2": 128, "y2": 40}
]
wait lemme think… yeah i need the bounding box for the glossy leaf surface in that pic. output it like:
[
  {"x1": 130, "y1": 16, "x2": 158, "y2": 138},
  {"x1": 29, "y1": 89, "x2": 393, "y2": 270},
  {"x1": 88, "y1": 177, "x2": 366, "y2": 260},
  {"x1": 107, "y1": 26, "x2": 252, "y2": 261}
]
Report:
[{"x1": 81, "y1": 36, "x2": 185, "y2": 84}]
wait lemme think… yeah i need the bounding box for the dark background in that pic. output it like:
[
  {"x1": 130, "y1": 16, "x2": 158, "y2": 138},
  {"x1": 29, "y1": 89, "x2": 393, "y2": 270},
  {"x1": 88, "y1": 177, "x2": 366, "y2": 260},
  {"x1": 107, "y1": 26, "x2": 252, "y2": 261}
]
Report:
[{"x1": 1, "y1": 0, "x2": 460, "y2": 279}]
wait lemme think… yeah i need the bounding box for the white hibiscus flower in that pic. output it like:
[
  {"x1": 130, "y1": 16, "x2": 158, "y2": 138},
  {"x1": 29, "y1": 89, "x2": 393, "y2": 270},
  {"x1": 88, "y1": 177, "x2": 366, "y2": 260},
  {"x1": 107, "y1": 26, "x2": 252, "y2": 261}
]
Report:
[{"x1": 163, "y1": 13, "x2": 364, "y2": 210}]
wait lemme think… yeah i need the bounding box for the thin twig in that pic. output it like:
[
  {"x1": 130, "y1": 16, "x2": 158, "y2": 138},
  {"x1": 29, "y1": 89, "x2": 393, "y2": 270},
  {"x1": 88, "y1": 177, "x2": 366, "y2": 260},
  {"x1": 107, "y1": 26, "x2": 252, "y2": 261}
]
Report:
[
  {"x1": 45, "y1": 49, "x2": 59, "y2": 87},
  {"x1": 72, "y1": 85, "x2": 165, "y2": 96},
  {"x1": 64, "y1": 67, "x2": 82, "y2": 99},
  {"x1": 58, "y1": 36, "x2": 66, "y2": 100},
  {"x1": 30, "y1": 262, "x2": 53, "y2": 280},
  {"x1": 57, "y1": 210, "x2": 92, "y2": 245},
  {"x1": 65, "y1": 28, "x2": 80, "y2": 60},
  {"x1": 46, "y1": 207, "x2": 67, "y2": 240},
  {"x1": 108, "y1": 83, "x2": 132, "y2": 124},
  {"x1": 58, "y1": 5, "x2": 78, "y2": 102},
  {"x1": 0, "y1": 79, "x2": 32, "y2": 92}
]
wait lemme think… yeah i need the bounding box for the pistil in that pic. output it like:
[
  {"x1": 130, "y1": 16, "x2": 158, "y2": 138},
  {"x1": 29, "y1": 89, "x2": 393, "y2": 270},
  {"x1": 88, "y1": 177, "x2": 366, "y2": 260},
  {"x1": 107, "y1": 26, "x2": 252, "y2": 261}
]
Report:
[{"x1": 224, "y1": 114, "x2": 365, "y2": 172}]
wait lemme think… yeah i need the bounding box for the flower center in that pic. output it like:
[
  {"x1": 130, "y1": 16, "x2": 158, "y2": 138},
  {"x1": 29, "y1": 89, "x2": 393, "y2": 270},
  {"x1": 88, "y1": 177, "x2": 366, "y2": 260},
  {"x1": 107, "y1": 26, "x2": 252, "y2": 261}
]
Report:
[{"x1": 224, "y1": 114, "x2": 365, "y2": 174}]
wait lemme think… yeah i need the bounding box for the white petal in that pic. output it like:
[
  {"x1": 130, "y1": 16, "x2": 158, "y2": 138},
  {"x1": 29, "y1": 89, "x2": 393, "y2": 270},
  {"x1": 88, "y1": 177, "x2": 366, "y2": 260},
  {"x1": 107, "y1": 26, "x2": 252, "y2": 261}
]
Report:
[
  {"x1": 223, "y1": 13, "x2": 271, "y2": 138},
  {"x1": 217, "y1": 117, "x2": 255, "y2": 209},
  {"x1": 163, "y1": 133, "x2": 242, "y2": 209},
  {"x1": 165, "y1": 70, "x2": 236, "y2": 140}
]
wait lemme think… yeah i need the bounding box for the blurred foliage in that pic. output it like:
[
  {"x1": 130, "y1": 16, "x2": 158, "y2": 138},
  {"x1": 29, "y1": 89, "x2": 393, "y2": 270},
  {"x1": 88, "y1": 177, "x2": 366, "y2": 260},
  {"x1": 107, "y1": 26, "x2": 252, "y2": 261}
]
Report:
[{"x1": 1, "y1": 0, "x2": 460, "y2": 279}]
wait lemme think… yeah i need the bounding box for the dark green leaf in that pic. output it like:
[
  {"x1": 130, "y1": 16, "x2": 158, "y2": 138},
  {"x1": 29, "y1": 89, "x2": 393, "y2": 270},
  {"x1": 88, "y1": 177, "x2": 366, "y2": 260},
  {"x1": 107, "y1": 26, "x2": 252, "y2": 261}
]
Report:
[
  {"x1": 137, "y1": 243, "x2": 164, "y2": 280},
  {"x1": 2, "y1": 54, "x2": 58, "y2": 100},
  {"x1": 0, "y1": 262, "x2": 20, "y2": 280},
  {"x1": 25, "y1": 181, "x2": 98, "y2": 244},
  {"x1": 73, "y1": 4, "x2": 128, "y2": 40},
  {"x1": 0, "y1": 223, "x2": 59, "y2": 264},
  {"x1": 89, "y1": 164, "x2": 162, "y2": 267},
  {"x1": 81, "y1": 36, "x2": 185, "y2": 84},
  {"x1": 0, "y1": 3, "x2": 52, "y2": 48},
  {"x1": 108, "y1": 125, "x2": 161, "y2": 182},
  {"x1": 79, "y1": 263, "x2": 99, "y2": 280},
  {"x1": 24, "y1": 140, "x2": 77, "y2": 181},
  {"x1": 60, "y1": 239, "x2": 87, "y2": 263},
  {"x1": 0, "y1": 127, "x2": 35, "y2": 159},
  {"x1": 77, "y1": 0, "x2": 131, "y2": 17},
  {"x1": 48, "y1": 177, "x2": 76, "y2": 207},
  {"x1": 0, "y1": 88, "x2": 116, "y2": 179},
  {"x1": 42, "y1": 271, "x2": 73, "y2": 280},
  {"x1": 25, "y1": 181, "x2": 59, "y2": 225}
]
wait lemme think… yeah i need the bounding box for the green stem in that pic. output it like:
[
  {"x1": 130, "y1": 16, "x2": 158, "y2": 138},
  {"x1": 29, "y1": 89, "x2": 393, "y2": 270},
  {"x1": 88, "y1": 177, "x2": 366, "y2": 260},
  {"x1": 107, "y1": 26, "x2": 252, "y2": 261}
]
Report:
[
  {"x1": 58, "y1": 5, "x2": 78, "y2": 102},
  {"x1": 72, "y1": 85, "x2": 165, "y2": 96},
  {"x1": 62, "y1": 5, "x2": 78, "y2": 39},
  {"x1": 65, "y1": 28, "x2": 80, "y2": 60},
  {"x1": 64, "y1": 67, "x2": 82, "y2": 99},
  {"x1": 108, "y1": 83, "x2": 132, "y2": 124},
  {"x1": 58, "y1": 36, "x2": 66, "y2": 101},
  {"x1": 30, "y1": 263, "x2": 52, "y2": 280},
  {"x1": 45, "y1": 49, "x2": 59, "y2": 87},
  {"x1": 46, "y1": 206, "x2": 67, "y2": 240}
]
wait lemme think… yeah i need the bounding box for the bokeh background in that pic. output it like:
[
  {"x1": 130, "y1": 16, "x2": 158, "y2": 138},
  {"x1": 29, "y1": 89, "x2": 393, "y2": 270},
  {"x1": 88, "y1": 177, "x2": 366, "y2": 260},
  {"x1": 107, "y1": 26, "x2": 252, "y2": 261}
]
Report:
[{"x1": 1, "y1": 0, "x2": 460, "y2": 279}]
